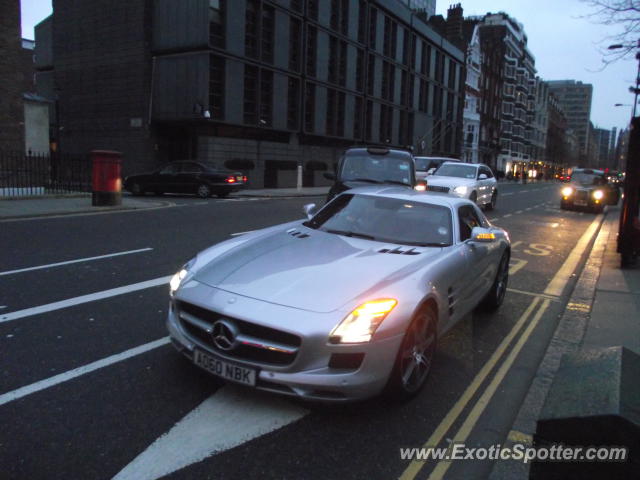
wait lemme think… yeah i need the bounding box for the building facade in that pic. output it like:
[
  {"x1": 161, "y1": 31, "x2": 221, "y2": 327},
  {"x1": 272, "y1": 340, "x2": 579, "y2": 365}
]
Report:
[
  {"x1": 0, "y1": 0, "x2": 26, "y2": 152},
  {"x1": 531, "y1": 77, "x2": 549, "y2": 169},
  {"x1": 546, "y1": 91, "x2": 568, "y2": 169},
  {"x1": 35, "y1": 0, "x2": 464, "y2": 187},
  {"x1": 547, "y1": 80, "x2": 593, "y2": 165},
  {"x1": 399, "y1": 0, "x2": 436, "y2": 18}
]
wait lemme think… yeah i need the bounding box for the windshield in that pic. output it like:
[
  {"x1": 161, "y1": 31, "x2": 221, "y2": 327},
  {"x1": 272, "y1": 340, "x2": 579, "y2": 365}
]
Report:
[
  {"x1": 305, "y1": 194, "x2": 453, "y2": 247},
  {"x1": 571, "y1": 173, "x2": 605, "y2": 186},
  {"x1": 340, "y1": 155, "x2": 413, "y2": 185},
  {"x1": 434, "y1": 164, "x2": 477, "y2": 179},
  {"x1": 415, "y1": 158, "x2": 444, "y2": 171}
]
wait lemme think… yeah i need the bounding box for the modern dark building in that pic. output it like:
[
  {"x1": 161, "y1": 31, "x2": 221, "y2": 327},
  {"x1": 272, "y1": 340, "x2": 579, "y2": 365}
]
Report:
[
  {"x1": 0, "y1": 0, "x2": 25, "y2": 152},
  {"x1": 34, "y1": 0, "x2": 464, "y2": 187}
]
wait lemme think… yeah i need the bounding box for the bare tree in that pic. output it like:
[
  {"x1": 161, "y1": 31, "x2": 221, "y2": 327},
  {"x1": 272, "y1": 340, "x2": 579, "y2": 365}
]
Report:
[{"x1": 581, "y1": 0, "x2": 640, "y2": 63}]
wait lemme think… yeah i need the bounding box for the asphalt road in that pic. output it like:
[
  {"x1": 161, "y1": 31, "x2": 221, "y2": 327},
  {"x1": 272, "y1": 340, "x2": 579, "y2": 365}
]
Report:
[{"x1": 0, "y1": 182, "x2": 604, "y2": 480}]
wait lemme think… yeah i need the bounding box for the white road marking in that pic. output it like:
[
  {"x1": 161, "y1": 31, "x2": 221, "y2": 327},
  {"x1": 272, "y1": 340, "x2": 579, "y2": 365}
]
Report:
[
  {"x1": 509, "y1": 258, "x2": 528, "y2": 275},
  {"x1": 502, "y1": 192, "x2": 513, "y2": 196},
  {"x1": 230, "y1": 230, "x2": 254, "y2": 236},
  {"x1": 489, "y1": 218, "x2": 498, "y2": 222},
  {"x1": 544, "y1": 214, "x2": 603, "y2": 296},
  {"x1": 515, "y1": 210, "x2": 523, "y2": 214},
  {"x1": 113, "y1": 386, "x2": 308, "y2": 480},
  {"x1": 0, "y1": 276, "x2": 171, "y2": 324},
  {"x1": 521, "y1": 190, "x2": 529, "y2": 193},
  {"x1": 0, "y1": 248, "x2": 153, "y2": 277},
  {"x1": 503, "y1": 213, "x2": 512, "y2": 218},
  {"x1": 0, "y1": 337, "x2": 170, "y2": 407}
]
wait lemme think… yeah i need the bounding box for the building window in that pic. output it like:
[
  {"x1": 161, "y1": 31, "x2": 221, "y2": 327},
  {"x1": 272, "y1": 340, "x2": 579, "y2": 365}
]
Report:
[
  {"x1": 365, "y1": 100, "x2": 373, "y2": 141},
  {"x1": 380, "y1": 104, "x2": 393, "y2": 143},
  {"x1": 209, "y1": 55, "x2": 225, "y2": 119},
  {"x1": 245, "y1": 0, "x2": 259, "y2": 58},
  {"x1": 244, "y1": 65, "x2": 259, "y2": 124},
  {"x1": 304, "y1": 82, "x2": 315, "y2": 132},
  {"x1": 402, "y1": 29, "x2": 410, "y2": 66},
  {"x1": 422, "y1": 42, "x2": 431, "y2": 77},
  {"x1": 326, "y1": 89, "x2": 336, "y2": 136},
  {"x1": 382, "y1": 61, "x2": 394, "y2": 102},
  {"x1": 289, "y1": 17, "x2": 302, "y2": 72},
  {"x1": 287, "y1": 77, "x2": 300, "y2": 130},
  {"x1": 419, "y1": 79, "x2": 428, "y2": 112},
  {"x1": 338, "y1": 41, "x2": 347, "y2": 86},
  {"x1": 329, "y1": 36, "x2": 338, "y2": 84},
  {"x1": 261, "y1": 5, "x2": 275, "y2": 63},
  {"x1": 306, "y1": 26, "x2": 317, "y2": 77},
  {"x1": 354, "y1": 96, "x2": 363, "y2": 140},
  {"x1": 369, "y1": 7, "x2": 377, "y2": 49},
  {"x1": 290, "y1": 0, "x2": 302, "y2": 12},
  {"x1": 308, "y1": 0, "x2": 318, "y2": 20},
  {"x1": 209, "y1": 0, "x2": 225, "y2": 48},
  {"x1": 357, "y1": 0, "x2": 367, "y2": 44},
  {"x1": 448, "y1": 62, "x2": 456, "y2": 89},
  {"x1": 337, "y1": 91, "x2": 345, "y2": 136},
  {"x1": 366, "y1": 54, "x2": 375, "y2": 96},
  {"x1": 401, "y1": 70, "x2": 408, "y2": 107},
  {"x1": 355, "y1": 49, "x2": 364, "y2": 92},
  {"x1": 260, "y1": 69, "x2": 273, "y2": 125}
]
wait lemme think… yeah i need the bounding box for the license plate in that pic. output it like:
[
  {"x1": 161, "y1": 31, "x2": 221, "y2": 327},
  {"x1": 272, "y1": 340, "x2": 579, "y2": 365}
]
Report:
[
  {"x1": 574, "y1": 200, "x2": 587, "y2": 206},
  {"x1": 194, "y1": 349, "x2": 257, "y2": 386}
]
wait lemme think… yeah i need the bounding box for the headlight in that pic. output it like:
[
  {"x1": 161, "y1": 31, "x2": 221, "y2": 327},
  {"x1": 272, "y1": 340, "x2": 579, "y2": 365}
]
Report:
[
  {"x1": 561, "y1": 186, "x2": 573, "y2": 197},
  {"x1": 593, "y1": 190, "x2": 604, "y2": 200},
  {"x1": 170, "y1": 258, "x2": 196, "y2": 295},
  {"x1": 453, "y1": 185, "x2": 468, "y2": 196},
  {"x1": 329, "y1": 299, "x2": 397, "y2": 344}
]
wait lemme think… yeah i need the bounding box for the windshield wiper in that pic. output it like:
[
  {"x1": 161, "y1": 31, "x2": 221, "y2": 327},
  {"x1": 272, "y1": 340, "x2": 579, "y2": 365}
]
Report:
[
  {"x1": 325, "y1": 229, "x2": 376, "y2": 240},
  {"x1": 347, "y1": 178, "x2": 383, "y2": 184},
  {"x1": 381, "y1": 179, "x2": 411, "y2": 186}
]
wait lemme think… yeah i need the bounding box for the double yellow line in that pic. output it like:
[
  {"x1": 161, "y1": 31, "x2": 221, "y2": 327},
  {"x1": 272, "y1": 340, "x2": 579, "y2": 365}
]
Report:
[{"x1": 399, "y1": 214, "x2": 603, "y2": 480}]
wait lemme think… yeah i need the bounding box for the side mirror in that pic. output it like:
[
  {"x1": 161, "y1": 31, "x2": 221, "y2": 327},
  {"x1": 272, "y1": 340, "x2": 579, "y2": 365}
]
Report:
[
  {"x1": 426, "y1": 168, "x2": 436, "y2": 176},
  {"x1": 478, "y1": 173, "x2": 488, "y2": 180},
  {"x1": 470, "y1": 226, "x2": 497, "y2": 243},
  {"x1": 414, "y1": 180, "x2": 427, "y2": 192},
  {"x1": 303, "y1": 203, "x2": 317, "y2": 220},
  {"x1": 323, "y1": 172, "x2": 336, "y2": 180}
]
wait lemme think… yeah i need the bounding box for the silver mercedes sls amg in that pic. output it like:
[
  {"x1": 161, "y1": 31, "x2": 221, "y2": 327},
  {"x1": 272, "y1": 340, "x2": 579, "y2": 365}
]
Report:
[{"x1": 167, "y1": 187, "x2": 511, "y2": 401}]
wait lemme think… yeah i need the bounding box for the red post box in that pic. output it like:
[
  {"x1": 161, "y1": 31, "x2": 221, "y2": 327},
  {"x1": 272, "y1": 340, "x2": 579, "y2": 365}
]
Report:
[{"x1": 91, "y1": 150, "x2": 122, "y2": 206}]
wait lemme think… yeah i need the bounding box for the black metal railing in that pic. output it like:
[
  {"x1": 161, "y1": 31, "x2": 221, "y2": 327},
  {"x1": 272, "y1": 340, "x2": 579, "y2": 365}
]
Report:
[{"x1": 0, "y1": 152, "x2": 92, "y2": 197}]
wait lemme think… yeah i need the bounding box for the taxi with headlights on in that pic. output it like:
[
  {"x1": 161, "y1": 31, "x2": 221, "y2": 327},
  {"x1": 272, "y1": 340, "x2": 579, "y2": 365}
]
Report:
[
  {"x1": 167, "y1": 187, "x2": 511, "y2": 402},
  {"x1": 560, "y1": 168, "x2": 619, "y2": 213}
]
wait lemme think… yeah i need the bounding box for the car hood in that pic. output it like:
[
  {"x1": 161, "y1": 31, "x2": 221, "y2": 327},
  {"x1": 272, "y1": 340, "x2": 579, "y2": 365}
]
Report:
[
  {"x1": 192, "y1": 228, "x2": 439, "y2": 313},
  {"x1": 427, "y1": 176, "x2": 476, "y2": 187}
]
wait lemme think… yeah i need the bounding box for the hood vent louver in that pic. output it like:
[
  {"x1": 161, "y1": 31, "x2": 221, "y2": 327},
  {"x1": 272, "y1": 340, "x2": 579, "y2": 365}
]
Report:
[
  {"x1": 287, "y1": 229, "x2": 310, "y2": 239},
  {"x1": 378, "y1": 247, "x2": 421, "y2": 255}
]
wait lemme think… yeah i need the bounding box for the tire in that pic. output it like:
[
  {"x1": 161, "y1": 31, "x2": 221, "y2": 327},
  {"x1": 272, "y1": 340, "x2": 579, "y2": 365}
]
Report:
[
  {"x1": 469, "y1": 191, "x2": 478, "y2": 204},
  {"x1": 130, "y1": 182, "x2": 144, "y2": 196},
  {"x1": 480, "y1": 251, "x2": 509, "y2": 311},
  {"x1": 196, "y1": 184, "x2": 212, "y2": 198},
  {"x1": 384, "y1": 305, "x2": 437, "y2": 400},
  {"x1": 486, "y1": 191, "x2": 497, "y2": 211}
]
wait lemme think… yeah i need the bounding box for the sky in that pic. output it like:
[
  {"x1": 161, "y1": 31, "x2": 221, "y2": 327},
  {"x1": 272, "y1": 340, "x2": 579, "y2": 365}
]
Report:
[{"x1": 19, "y1": 0, "x2": 635, "y2": 132}]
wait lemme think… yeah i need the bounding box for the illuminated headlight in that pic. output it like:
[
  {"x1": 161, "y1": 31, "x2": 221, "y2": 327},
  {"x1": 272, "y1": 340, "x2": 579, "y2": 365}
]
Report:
[
  {"x1": 561, "y1": 186, "x2": 574, "y2": 197},
  {"x1": 414, "y1": 183, "x2": 427, "y2": 192},
  {"x1": 329, "y1": 299, "x2": 397, "y2": 344},
  {"x1": 593, "y1": 190, "x2": 604, "y2": 200},
  {"x1": 453, "y1": 185, "x2": 468, "y2": 196},
  {"x1": 170, "y1": 258, "x2": 196, "y2": 295}
]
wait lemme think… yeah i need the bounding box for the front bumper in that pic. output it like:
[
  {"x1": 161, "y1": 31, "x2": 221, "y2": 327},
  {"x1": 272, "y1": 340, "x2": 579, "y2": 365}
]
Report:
[{"x1": 167, "y1": 283, "x2": 404, "y2": 402}]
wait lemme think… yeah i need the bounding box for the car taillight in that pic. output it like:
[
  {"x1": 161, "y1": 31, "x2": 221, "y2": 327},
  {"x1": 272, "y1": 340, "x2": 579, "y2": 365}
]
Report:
[
  {"x1": 225, "y1": 176, "x2": 236, "y2": 184},
  {"x1": 242, "y1": 175, "x2": 247, "y2": 182}
]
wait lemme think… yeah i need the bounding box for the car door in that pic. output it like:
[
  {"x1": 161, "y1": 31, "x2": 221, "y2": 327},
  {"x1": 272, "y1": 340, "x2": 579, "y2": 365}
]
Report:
[
  {"x1": 153, "y1": 163, "x2": 180, "y2": 193},
  {"x1": 457, "y1": 205, "x2": 494, "y2": 311},
  {"x1": 483, "y1": 166, "x2": 497, "y2": 200},
  {"x1": 178, "y1": 162, "x2": 205, "y2": 194},
  {"x1": 476, "y1": 166, "x2": 491, "y2": 204}
]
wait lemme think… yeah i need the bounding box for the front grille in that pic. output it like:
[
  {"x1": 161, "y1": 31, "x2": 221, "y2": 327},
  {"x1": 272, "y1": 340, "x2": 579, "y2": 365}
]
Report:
[
  {"x1": 427, "y1": 185, "x2": 450, "y2": 193},
  {"x1": 575, "y1": 190, "x2": 589, "y2": 202},
  {"x1": 177, "y1": 301, "x2": 301, "y2": 366}
]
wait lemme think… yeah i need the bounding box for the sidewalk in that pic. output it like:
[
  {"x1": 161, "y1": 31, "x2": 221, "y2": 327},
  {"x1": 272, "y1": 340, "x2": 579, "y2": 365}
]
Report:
[
  {"x1": 490, "y1": 207, "x2": 640, "y2": 479},
  {"x1": 0, "y1": 187, "x2": 329, "y2": 219}
]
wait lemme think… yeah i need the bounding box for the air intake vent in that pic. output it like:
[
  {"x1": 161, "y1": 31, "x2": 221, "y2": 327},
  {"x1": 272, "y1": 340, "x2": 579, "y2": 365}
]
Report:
[
  {"x1": 378, "y1": 247, "x2": 421, "y2": 255},
  {"x1": 286, "y1": 229, "x2": 310, "y2": 239}
]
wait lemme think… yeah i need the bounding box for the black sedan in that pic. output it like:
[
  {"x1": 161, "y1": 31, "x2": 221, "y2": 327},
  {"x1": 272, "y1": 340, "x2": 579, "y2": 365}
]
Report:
[{"x1": 124, "y1": 161, "x2": 247, "y2": 198}]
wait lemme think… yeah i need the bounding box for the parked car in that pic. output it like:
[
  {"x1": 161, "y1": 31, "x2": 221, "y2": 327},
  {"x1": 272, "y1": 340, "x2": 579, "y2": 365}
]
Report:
[
  {"x1": 560, "y1": 168, "x2": 620, "y2": 213},
  {"x1": 124, "y1": 161, "x2": 247, "y2": 198},
  {"x1": 414, "y1": 156, "x2": 462, "y2": 182},
  {"x1": 324, "y1": 147, "x2": 422, "y2": 202},
  {"x1": 167, "y1": 187, "x2": 511, "y2": 401},
  {"x1": 425, "y1": 162, "x2": 498, "y2": 210}
]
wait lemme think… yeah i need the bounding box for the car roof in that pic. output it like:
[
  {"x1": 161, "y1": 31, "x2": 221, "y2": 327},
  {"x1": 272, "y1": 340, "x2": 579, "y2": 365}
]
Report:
[
  {"x1": 339, "y1": 185, "x2": 475, "y2": 209},
  {"x1": 440, "y1": 161, "x2": 482, "y2": 168},
  {"x1": 414, "y1": 156, "x2": 461, "y2": 162},
  {"x1": 344, "y1": 147, "x2": 413, "y2": 158}
]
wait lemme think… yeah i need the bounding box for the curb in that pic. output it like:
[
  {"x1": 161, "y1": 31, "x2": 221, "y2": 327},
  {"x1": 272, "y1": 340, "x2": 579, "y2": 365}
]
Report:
[
  {"x1": 0, "y1": 192, "x2": 91, "y2": 201},
  {"x1": 0, "y1": 200, "x2": 175, "y2": 220},
  {"x1": 489, "y1": 208, "x2": 611, "y2": 479}
]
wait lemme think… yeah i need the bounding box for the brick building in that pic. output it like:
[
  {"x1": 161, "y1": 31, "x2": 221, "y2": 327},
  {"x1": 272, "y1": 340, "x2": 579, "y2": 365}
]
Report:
[
  {"x1": 0, "y1": 0, "x2": 26, "y2": 152},
  {"x1": 35, "y1": 0, "x2": 465, "y2": 187}
]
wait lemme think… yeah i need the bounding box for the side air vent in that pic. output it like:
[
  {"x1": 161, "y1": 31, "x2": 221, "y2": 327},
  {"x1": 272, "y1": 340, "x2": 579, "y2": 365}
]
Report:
[
  {"x1": 286, "y1": 229, "x2": 310, "y2": 239},
  {"x1": 378, "y1": 247, "x2": 421, "y2": 255}
]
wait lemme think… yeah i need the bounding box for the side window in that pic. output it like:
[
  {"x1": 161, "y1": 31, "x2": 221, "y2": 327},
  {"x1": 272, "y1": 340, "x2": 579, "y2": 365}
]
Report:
[
  {"x1": 481, "y1": 166, "x2": 494, "y2": 178},
  {"x1": 458, "y1": 205, "x2": 482, "y2": 241},
  {"x1": 160, "y1": 164, "x2": 179, "y2": 174},
  {"x1": 182, "y1": 163, "x2": 203, "y2": 174}
]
